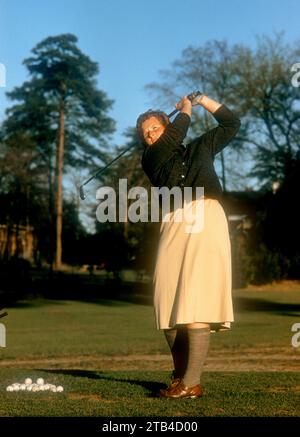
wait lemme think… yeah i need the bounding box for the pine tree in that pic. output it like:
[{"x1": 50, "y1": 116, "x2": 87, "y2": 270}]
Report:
[{"x1": 2, "y1": 34, "x2": 115, "y2": 268}]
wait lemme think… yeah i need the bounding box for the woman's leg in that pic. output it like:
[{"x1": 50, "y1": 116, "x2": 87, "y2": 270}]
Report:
[
  {"x1": 164, "y1": 327, "x2": 188, "y2": 379},
  {"x1": 160, "y1": 322, "x2": 210, "y2": 398},
  {"x1": 182, "y1": 322, "x2": 210, "y2": 387}
]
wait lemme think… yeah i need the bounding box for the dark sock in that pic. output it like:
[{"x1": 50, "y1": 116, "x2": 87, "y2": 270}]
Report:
[
  {"x1": 164, "y1": 328, "x2": 177, "y2": 350},
  {"x1": 183, "y1": 327, "x2": 210, "y2": 387},
  {"x1": 164, "y1": 327, "x2": 189, "y2": 379},
  {"x1": 164, "y1": 328, "x2": 177, "y2": 377}
]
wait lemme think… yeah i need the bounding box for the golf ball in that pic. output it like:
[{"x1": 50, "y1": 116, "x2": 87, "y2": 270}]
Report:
[{"x1": 5, "y1": 379, "x2": 64, "y2": 394}]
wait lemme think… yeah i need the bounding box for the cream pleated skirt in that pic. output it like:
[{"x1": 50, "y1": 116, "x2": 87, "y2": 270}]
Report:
[{"x1": 153, "y1": 198, "x2": 233, "y2": 331}]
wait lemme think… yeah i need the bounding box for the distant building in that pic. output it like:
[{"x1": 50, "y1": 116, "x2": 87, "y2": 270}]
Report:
[{"x1": 0, "y1": 224, "x2": 36, "y2": 261}]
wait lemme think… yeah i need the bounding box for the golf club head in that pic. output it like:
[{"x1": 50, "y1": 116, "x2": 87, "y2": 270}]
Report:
[
  {"x1": 0, "y1": 306, "x2": 8, "y2": 319},
  {"x1": 187, "y1": 90, "x2": 201, "y2": 101},
  {"x1": 0, "y1": 311, "x2": 8, "y2": 319},
  {"x1": 79, "y1": 185, "x2": 86, "y2": 200}
]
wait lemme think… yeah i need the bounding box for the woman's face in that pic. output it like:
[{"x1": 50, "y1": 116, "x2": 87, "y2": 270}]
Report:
[{"x1": 141, "y1": 116, "x2": 166, "y2": 146}]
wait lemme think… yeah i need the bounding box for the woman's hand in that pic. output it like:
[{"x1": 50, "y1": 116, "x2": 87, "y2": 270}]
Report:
[
  {"x1": 175, "y1": 96, "x2": 192, "y2": 117},
  {"x1": 191, "y1": 94, "x2": 205, "y2": 106},
  {"x1": 175, "y1": 94, "x2": 222, "y2": 116}
]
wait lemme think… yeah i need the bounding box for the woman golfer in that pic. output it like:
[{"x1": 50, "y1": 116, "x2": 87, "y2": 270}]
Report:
[{"x1": 136, "y1": 93, "x2": 240, "y2": 399}]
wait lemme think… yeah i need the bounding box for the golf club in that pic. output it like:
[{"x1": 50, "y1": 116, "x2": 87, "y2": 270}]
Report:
[
  {"x1": 78, "y1": 90, "x2": 202, "y2": 200},
  {"x1": 0, "y1": 307, "x2": 8, "y2": 319}
]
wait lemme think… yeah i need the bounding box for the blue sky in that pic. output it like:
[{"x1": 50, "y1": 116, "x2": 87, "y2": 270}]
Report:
[{"x1": 0, "y1": 0, "x2": 300, "y2": 146}]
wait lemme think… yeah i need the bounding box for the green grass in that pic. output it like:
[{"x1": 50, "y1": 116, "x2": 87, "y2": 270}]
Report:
[
  {"x1": 2, "y1": 298, "x2": 163, "y2": 358},
  {"x1": 0, "y1": 287, "x2": 300, "y2": 416},
  {"x1": 0, "y1": 369, "x2": 299, "y2": 417}
]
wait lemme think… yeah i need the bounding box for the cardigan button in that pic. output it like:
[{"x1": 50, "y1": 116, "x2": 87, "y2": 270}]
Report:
[
  {"x1": 181, "y1": 174, "x2": 185, "y2": 178},
  {"x1": 182, "y1": 161, "x2": 186, "y2": 166}
]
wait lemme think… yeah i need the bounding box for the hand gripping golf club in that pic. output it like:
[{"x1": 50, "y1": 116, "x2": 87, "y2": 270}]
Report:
[{"x1": 78, "y1": 90, "x2": 202, "y2": 200}]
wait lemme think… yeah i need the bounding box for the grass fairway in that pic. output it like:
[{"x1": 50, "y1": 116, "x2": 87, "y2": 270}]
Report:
[
  {"x1": 0, "y1": 369, "x2": 299, "y2": 417},
  {"x1": 0, "y1": 284, "x2": 300, "y2": 417}
]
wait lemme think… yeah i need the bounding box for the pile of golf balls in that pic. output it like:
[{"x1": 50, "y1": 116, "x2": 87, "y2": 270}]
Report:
[{"x1": 6, "y1": 378, "x2": 64, "y2": 393}]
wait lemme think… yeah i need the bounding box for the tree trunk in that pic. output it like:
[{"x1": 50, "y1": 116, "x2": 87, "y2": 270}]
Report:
[
  {"x1": 48, "y1": 158, "x2": 55, "y2": 270},
  {"x1": 55, "y1": 98, "x2": 65, "y2": 270}
]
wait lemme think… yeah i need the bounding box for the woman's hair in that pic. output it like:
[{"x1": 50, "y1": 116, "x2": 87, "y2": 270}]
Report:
[{"x1": 136, "y1": 110, "x2": 170, "y2": 145}]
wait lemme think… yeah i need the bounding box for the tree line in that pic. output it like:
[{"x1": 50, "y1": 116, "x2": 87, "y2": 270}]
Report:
[{"x1": 0, "y1": 32, "x2": 299, "y2": 284}]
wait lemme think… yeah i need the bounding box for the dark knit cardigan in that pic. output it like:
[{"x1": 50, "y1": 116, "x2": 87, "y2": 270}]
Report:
[{"x1": 141, "y1": 105, "x2": 241, "y2": 203}]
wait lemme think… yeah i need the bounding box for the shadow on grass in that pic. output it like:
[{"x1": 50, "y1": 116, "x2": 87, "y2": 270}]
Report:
[
  {"x1": 2, "y1": 269, "x2": 300, "y2": 316},
  {"x1": 1, "y1": 272, "x2": 153, "y2": 308},
  {"x1": 1, "y1": 296, "x2": 146, "y2": 309},
  {"x1": 38, "y1": 369, "x2": 164, "y2": 398},
  {"x1": 234, "y1": 297, "x2": 300, "y2": 317},
  {"x1": 5, "y1": 294, "x2": 300, "y2": 318},
  {"x1": 4, "y1": 300, "x2": 68, "y2": 309}
]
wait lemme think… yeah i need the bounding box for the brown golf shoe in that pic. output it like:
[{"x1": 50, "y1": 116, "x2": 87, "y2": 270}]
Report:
[
  {"x1": 159, "y1": 381, "x2": 203, "y2": 399},
  {"x1": 159, "y1": 377, "x2": 182, "y2": 397}
]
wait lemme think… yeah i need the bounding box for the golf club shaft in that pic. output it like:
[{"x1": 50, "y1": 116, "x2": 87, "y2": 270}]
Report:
[
  {"x1": 82, "y1": 147, "x2": 131, "y2": 188},
  {"x1": 79, "y1": 90, "x2": 201, "y2": 199}
]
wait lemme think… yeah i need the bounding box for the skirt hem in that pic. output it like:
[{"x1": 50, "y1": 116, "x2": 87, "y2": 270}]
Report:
[{"x1": 157, "y1": 321, "x2": 233, "y2": 332}]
